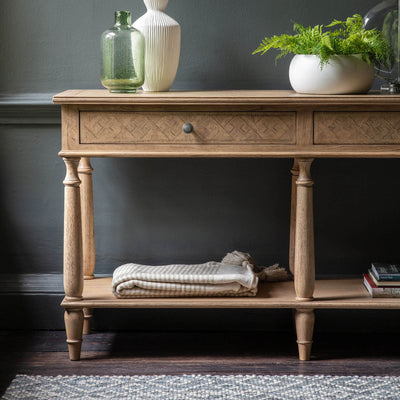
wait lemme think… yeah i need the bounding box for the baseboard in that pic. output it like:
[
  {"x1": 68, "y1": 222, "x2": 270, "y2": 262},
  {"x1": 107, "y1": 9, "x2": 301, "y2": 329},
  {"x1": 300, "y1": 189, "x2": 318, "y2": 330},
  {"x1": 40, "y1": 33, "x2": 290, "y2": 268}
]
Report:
[
  {"x1": 0, "y1": 274, "x2": 64, "y2": 294},
  {"x1": 0, "y1": 273, "x2": 110, "y2": 294},
  {"x1": 0, "y1": 93, "x2": 60, "y2": 125}
]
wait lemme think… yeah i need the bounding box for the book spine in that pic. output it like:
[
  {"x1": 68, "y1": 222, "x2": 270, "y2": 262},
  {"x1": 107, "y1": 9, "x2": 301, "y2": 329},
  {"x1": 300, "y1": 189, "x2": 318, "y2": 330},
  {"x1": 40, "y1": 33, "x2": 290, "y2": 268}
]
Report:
[
  {"x1": 375, "y1": 275, "x2": 400, "y2": 281},
  {"x1": 379, "y1": 287, "x2": 400, "y2": 296},
  {"x1": 363, "y1": 278, "x2": 374, "y2": 297},
  {"x1": 371, "y1": 266, "x2": 400, "y2": 281},
  {"x1": 382, "y1": 288, "x2": 400, "y2": 297},
  {"x1": 363, "y1": 275, "x2": 400, "y2": 298}
]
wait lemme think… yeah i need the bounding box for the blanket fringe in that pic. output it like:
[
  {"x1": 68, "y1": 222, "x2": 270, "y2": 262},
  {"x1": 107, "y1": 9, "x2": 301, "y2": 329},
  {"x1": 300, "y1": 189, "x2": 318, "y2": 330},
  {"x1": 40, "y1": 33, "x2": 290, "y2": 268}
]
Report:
[{"x1": 221, "y1": 250, "x2": 288, "y2": 282}]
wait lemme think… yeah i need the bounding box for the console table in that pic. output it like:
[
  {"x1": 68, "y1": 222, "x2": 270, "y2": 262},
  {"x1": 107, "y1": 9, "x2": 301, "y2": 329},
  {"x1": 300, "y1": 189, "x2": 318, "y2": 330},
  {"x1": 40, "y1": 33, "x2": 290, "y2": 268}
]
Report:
[{"x1": 54, "y1": 90, "x2": 400, "y2": 361}]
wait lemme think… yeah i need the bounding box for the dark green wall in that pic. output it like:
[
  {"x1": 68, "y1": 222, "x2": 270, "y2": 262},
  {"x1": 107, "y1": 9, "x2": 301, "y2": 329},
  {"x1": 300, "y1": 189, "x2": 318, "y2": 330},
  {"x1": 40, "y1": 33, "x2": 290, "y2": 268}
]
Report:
[
  {"x1": 0, "y1": 0, "x2": 382, "y2": 93},
  {"x1": 0, "y1": 0, "x2": 399, "y2": 332}
]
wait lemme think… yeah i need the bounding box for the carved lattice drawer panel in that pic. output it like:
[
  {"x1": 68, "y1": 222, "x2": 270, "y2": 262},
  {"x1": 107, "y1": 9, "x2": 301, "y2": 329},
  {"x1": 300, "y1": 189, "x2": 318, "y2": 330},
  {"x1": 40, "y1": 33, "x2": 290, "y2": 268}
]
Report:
[
  {"x1": 80, "y1": 111, "x2": 296, "y2": 145},
  {"x1": 314, "y1": 112, "x2": 400, "y2": 144}
]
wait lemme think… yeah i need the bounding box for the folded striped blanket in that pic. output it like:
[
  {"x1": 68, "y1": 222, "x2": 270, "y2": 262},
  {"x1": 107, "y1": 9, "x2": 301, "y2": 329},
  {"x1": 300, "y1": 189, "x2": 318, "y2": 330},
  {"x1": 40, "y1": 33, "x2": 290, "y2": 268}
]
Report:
[{"x1": 112, "y1": 259, "x2": 258, "y2": 298}]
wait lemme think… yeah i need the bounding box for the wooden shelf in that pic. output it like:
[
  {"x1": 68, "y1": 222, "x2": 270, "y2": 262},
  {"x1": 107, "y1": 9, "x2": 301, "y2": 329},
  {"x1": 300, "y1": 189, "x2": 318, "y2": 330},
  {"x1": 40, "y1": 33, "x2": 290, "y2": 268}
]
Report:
[{"x1": 61, "y1": 278, "x2": 400, "y2": 310}]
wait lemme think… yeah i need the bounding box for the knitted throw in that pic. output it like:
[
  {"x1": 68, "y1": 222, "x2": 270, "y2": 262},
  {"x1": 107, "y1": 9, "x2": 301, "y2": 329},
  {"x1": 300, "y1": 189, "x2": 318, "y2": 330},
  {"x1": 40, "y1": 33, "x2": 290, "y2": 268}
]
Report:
[
  {"x1": 112, "y1": 261, "x2": 258, "y2": 298},
  {"x1": 112, "y1": 251, "x2": 287, "y2": 298}
]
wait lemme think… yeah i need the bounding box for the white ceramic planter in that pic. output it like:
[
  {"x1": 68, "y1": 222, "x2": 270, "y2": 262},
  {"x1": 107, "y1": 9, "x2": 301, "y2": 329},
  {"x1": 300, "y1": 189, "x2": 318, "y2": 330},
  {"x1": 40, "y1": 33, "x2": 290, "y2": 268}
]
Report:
[
  {"x1": 133, "y1": 0, "x2": 181, "y2": 92},
  {"x1": 289, "y1": 54, "x2": 374, "y2": 94}
]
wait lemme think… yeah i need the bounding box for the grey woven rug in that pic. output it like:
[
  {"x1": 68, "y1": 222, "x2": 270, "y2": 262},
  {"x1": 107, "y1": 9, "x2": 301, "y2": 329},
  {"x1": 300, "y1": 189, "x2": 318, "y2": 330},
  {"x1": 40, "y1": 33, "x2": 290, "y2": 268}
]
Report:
[{"x1": 2, "y1": 374, "x2": 400, "y2": 400}]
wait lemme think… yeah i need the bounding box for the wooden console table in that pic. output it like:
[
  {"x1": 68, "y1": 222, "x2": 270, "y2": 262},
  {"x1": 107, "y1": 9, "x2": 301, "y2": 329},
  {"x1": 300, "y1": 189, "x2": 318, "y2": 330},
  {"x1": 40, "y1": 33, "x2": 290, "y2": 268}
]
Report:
[{"x1": 54, "y1": 90, "x2": 400, "y2": 361}]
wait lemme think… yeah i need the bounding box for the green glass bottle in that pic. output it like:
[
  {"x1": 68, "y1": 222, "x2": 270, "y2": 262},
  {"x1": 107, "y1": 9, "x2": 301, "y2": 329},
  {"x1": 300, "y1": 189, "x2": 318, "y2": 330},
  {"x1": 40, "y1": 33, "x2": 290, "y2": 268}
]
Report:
[{"x1": 101, "y1": 11, "x2": 145, "y2": 93}]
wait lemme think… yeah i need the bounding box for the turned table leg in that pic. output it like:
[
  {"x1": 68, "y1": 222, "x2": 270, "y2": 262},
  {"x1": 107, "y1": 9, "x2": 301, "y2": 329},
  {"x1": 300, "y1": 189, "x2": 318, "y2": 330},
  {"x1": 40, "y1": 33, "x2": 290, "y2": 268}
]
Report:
[
  {"x1": 295, "y1": 308, "x2": 315, "y2": 361},
  {"x1": 289, "y1": 159, "x2": 299, "y2": 276},
  {"x1": 78, "y1": 157, "x2": 95, "y2": 335},
  {"x1": 293, "y1": 159, "x2": 315, "y2": 361},
  {"x1": 294, "y1": 158, "x2": 315, "y2": 301},
  {"x1": 83, "y1": 307, "x2": 94, "y2": 335},
  {"x1": 65, "y1": 308, "x2": 84, "y2": 361},
  {"x1": 63, "y1": 157, "x2": 84, "y2": 360}
]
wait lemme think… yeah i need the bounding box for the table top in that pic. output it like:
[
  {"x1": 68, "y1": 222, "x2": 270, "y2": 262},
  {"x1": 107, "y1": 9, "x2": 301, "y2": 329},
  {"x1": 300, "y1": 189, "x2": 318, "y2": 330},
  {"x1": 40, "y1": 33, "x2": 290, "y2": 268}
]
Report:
[{"x1": 53, "y1": 89, "x2": 400, "y2": 106}]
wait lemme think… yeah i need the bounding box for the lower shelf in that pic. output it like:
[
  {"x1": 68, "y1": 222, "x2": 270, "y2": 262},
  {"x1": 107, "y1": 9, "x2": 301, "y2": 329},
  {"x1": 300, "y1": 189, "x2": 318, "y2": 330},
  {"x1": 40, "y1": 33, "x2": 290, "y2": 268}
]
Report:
[{"x1": 61, "y1": 278, "x2": 400, "y2": 310}]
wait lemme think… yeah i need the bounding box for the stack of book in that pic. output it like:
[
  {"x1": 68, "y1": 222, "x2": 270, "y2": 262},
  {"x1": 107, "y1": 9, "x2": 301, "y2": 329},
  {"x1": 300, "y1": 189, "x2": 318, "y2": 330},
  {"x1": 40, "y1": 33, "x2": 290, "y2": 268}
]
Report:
[{"x1": 363, "y1": 263, "x2": 400, "y2": 298}]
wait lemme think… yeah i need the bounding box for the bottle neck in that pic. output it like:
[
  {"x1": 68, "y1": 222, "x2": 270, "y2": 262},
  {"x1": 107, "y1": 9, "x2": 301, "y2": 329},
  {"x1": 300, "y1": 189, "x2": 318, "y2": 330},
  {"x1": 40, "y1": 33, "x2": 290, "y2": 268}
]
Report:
[
  {"x1": 144, "y1": 0, "x2": 168, "y2": 11},
  {"x1": 114, "y1": 11, "x2": 131, "y2": 27}
]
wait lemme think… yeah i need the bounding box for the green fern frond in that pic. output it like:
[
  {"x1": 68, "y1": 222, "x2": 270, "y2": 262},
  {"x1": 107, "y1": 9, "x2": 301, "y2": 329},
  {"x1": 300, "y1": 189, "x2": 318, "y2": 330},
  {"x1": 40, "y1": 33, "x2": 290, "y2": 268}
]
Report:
[{"x1": 253, "y1": 13, "x2": 393, "y2": 68}]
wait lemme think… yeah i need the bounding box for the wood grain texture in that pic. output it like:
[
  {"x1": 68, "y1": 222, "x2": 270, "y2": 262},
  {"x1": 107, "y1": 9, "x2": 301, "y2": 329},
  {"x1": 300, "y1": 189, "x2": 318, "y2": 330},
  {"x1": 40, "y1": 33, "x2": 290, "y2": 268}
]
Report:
[
  {"x1": 63, "y1": 158, "x2": 83, "y2": 302},
  {"x1": 315, "y1": 112, "x2": 400, "y2": 144},
  {"x1": 53, "y1": 89, "x2": 400, "y2": 107},
  {"x1": 61, "y1": 278, "x2": 400, "y2": 310},
  {"x1": 80, "y1": 111, "x2": 296, "y2": 145},
  {"x1": 56, "y1": 91, "x2": 400, "y2": 157},
  {"x1": 56, "y1": 90, "x2": 400, "y2": 362},
  {"x1": 77, "y1": 158, "x2": 95, "y2": 334},
  {"x1": 289, "y1": 159, "x2": 299, "y2": 275},
  {"x1": 83, "y1": 307, "x2": 93, "y2": 335},
  {"x1": 78, "y1": 157, "x2": 95, "y2": 280},
  {"x1": 64, "y1": 308, "x2": 84, "y2": 361},
  {"x1": 296, "y1": 111, "x2": 313, "y2": 146},
  {"x1": 294, "y1": 159, "x2": 315, "y2": 301},
  {"x1": 61, "y1": 106, "x2": 79, "y2": 150},
  {"x1": 295, "y1": 308, "x2": 315, "y2": 361},
  {"x1": 58, "y1": 147, "x2": 400, "y2": 158}
]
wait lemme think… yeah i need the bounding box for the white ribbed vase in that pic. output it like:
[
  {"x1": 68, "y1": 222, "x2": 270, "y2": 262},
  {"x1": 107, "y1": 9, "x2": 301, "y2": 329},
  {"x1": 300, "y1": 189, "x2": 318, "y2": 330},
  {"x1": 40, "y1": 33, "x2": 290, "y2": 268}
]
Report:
[{"x1": 133, "y1": 0, "x2": 181, "y2": 91}]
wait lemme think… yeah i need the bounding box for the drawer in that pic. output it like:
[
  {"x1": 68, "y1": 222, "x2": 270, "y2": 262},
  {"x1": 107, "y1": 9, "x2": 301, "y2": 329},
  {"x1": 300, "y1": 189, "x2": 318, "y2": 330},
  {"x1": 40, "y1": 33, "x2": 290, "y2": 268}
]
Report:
[
  {"x1": 80, "y1": 111, "x2": 296, "y2": 145},
  {"x1": 314, "y1": 112, "x2": 400, "y2": 145}
]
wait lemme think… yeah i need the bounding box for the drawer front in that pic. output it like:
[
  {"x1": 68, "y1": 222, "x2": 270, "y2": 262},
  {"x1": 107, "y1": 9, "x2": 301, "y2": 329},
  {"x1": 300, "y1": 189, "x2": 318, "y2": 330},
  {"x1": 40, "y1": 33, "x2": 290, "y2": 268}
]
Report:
[
  {"x1": 314, "y1": 112, "x2": 400, "y2": 145},
  {"x1": 80, "y1": 111, "x2": 296, "y2": 145}
]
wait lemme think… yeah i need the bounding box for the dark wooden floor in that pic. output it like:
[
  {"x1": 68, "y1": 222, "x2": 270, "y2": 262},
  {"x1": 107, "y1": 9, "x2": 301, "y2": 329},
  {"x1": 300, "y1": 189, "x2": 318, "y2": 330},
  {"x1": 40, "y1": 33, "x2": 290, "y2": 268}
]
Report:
[{"x1": 1, "y1": 330, "x2": 400, "y2": 396}]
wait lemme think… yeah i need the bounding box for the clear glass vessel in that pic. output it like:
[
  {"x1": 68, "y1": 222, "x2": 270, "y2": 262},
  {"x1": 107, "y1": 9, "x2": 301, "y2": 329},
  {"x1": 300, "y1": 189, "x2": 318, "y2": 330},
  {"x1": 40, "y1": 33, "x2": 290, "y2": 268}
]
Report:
[
  {"x1": 101, "y1": 11, "x2": 145, "y2": 93},
  {"x1": 364, "y1": 0, "x2": 400, "y2": 92}
]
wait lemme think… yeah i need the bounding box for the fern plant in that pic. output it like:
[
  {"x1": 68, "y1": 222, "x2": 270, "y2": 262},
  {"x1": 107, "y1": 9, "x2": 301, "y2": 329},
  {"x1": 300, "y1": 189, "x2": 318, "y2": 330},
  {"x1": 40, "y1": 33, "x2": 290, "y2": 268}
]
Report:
[{"x1": 253, "y1": 14, "x2": 393, "y2": 68}]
